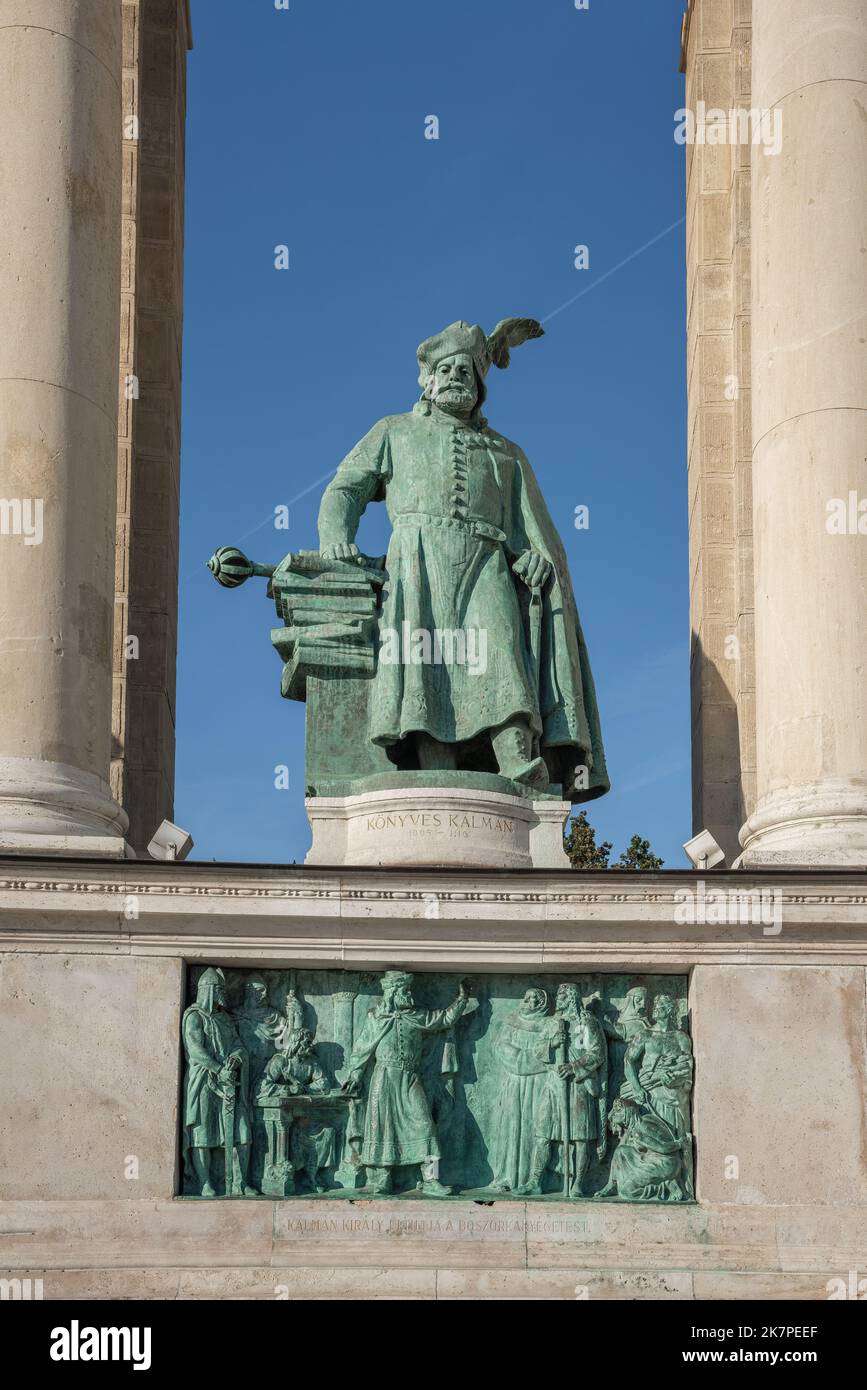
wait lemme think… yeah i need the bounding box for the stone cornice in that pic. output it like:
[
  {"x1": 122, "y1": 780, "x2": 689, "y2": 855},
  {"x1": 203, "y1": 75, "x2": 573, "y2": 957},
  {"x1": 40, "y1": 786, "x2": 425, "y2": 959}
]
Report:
[{"x1": 0, "y1": 858, "x2": 864, "y2": 969}]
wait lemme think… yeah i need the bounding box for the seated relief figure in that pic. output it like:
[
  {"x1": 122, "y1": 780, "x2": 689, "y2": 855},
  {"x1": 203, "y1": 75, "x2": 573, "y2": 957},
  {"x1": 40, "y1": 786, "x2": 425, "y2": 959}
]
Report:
[{"x1": 258, "y1": 1027, "x2": 337, "y2": 1194}]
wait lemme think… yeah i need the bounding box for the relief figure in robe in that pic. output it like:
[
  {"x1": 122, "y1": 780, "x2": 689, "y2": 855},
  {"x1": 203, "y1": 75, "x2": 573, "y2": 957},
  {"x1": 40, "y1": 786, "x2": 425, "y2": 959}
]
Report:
[
  {"x1": 487, "y1": 988, "x2": 560, "y2": 1193},
  {"x1": 341, "y1": 970, "x2": 472, "y2": 1196},
  {"x1": 523, "y1": 983, "x2": 608, "y2": 1198}
]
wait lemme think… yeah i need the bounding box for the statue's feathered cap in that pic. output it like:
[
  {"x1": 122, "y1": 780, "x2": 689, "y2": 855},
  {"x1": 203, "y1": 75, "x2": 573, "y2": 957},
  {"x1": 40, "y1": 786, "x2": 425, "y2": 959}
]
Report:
[{"x1": 416, "y1": 317, "x2": 544, "y2": 389}]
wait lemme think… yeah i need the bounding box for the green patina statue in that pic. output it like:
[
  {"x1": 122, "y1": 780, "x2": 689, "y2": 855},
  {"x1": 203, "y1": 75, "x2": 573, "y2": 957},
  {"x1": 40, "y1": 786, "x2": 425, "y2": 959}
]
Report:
[
  {"x1": 341, "y1": 969, "x2": 474, "y2": 1197},
  {"x1": 595, "y1": 993, "x2": 695, "y2": 1201},
  {"x1": 209, "y1": 317, "x2": 609, "y2": 803},
  {"x1": 181, "y1": 967, "x2": 258, "y2": 1199},
  {"x1": 179, "y1": 967, "x2": 694, "y2": 1203}
]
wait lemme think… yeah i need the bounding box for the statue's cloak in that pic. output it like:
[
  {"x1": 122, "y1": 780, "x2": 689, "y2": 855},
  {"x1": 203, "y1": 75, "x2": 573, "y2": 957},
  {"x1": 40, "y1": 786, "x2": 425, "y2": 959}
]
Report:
[
  {"x1": 318, "y1": 409, "x2": 609, "y2": 800},
  {"x1": 508, "y1": 443, "x2": 609, "y2": 799}
]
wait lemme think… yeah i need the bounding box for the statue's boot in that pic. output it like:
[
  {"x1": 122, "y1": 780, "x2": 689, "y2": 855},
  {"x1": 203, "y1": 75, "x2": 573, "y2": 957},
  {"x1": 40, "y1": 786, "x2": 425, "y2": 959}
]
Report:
[
  {"x1": 569, "y1": 1143, "x2": 591, "y2": 1200},
  {"x1": 514, "y1": 1178, "x2": 544, "y2": 1197},
  {"x1": 491, "y1": 720, "x2": 547, "y2": 789},
  {"x1": 514, "y1": 1144, "x2": 548, "y2": 1196},
  {"x1": 416, "y1": 733, "x2": 457, "y2": 771},
  {"x1": 367, "y1": 1166, "x2": 392, "y2": 1195},
  {"x1": 235, "y1": 1144, "x2": 258, "y2": 1198},
  {"x1": 191, "y1": 1148, "x2": 216, "y2": 1198},
  {"x1": 420, "y1": 1178, "x2": 453, "y2": 1198}
]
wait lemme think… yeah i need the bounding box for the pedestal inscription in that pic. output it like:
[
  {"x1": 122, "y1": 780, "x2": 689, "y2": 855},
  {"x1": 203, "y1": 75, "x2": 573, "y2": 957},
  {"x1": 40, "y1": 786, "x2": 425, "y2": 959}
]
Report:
[
  {"x1": 179, "y1": 967, "x2": 693, "y2": 1202},
  {"x1": 304, "y1": 787, "x2": 571, "y2": 868}
]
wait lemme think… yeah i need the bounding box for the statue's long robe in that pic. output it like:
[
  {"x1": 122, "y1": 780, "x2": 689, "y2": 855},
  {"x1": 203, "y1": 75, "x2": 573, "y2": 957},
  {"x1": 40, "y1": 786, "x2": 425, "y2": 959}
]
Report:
[
  {"x1": 347, "y1": 998, "x2": 468, "y2": 1167},
  {"x1": 488, "y1": 1010, "x2": 557, "y2": 1190},
  {"x1": 318, "y1": 406, "x2": 609, "y2": 798},
  {"x1": 536, "y1": 1008, "x2": 607, "y2": 1145}
]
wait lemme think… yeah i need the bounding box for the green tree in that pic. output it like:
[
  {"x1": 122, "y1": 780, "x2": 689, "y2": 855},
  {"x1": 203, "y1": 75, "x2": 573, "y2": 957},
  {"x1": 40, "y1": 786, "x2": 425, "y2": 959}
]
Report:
[
  {"x1": 613, "y1": 834, "x2": 664, "y2": 871},
  {"x1": 564, "y1": 814, "x2": 664, "y2": 871},
  {"x1": 563, "y1": 810, "x2": 612, "y2": 869}
]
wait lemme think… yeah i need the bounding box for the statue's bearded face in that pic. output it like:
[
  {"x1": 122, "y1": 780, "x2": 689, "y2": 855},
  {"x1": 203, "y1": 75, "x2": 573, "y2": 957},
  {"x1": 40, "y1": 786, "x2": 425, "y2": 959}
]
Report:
[
  {"x1": 556, "y1": 985, "x2": 578, "y2": 1014},
  {"x1": 653, "y1": 996, "x2": 675, "y2": 1027},
  {"x1": 428, "y1": 352, "x2": 478, "y2": 417}
]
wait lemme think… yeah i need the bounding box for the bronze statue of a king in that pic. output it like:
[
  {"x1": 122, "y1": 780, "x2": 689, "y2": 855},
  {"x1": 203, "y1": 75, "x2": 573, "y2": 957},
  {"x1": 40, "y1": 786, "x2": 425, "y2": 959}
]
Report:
[{"x1": 209, "y1": 316, "x2": 608, "y2": 817}]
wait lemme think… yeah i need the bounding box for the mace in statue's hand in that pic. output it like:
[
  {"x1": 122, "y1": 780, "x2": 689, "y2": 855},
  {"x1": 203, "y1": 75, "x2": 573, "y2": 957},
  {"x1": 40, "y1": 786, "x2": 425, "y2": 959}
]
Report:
[
  {"x1": 319, "y1": 541, "x2": 361, "y2": 563},
  {"x1": 512, "y1": 550, "x2": 553, "y2": 591}
]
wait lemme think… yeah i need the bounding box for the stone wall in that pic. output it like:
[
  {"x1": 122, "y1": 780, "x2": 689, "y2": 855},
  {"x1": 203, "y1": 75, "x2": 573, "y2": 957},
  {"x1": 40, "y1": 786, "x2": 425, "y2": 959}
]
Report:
[
  {"x1": 682, "y1": 0, "x2": 756, "y2": 862},
  {"x1": 112, "y1": 0, "x2": 192, "y2": 854}
]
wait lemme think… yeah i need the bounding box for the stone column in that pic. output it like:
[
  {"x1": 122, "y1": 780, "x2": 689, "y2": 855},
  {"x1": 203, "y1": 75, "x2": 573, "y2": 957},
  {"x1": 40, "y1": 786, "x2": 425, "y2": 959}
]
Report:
[
  {"x1": 332, "y1": 984, "x2": 365, "y2": 1190},
  {"x1": 739, "y1": 0, "x2": 867, "y2": 865},
  {"x1": 0, "y1": 1, "x2": 128, "y2": 854},
  {"x1": 332, "y1": 988, "x2": 357, "y2": 1083}
]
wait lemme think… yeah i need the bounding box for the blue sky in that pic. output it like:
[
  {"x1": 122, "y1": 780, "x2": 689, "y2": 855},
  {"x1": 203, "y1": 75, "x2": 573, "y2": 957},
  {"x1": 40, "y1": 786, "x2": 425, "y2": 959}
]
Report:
[{"x1": 175, "y1": 0, "x2": 692, "y2": 866}]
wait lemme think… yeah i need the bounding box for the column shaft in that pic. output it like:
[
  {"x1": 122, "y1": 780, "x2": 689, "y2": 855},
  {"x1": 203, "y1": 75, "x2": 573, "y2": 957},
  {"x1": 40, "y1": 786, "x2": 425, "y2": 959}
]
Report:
[
  {"x1": 740, "y1": 0, "x2": 867, "y2": 864},
  {"x1": 0, "y1": 1, "x2": 128, "y2": 852}
]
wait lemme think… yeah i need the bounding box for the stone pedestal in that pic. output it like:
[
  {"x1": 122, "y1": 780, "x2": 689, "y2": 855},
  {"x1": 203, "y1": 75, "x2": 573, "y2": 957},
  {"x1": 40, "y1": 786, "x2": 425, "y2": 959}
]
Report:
[
  {"x1": 740, "y1": 0, "x2": 867, "y2": 866},
  {"x1": 0, "y1": 0, "x2": 127, "y2": 855},
  {"x1": 305, "y1": 788, "x2": 571, "y2": 868},
  {"x1": 0, "y1": 857, "x2": 864, "y2": 1300}
]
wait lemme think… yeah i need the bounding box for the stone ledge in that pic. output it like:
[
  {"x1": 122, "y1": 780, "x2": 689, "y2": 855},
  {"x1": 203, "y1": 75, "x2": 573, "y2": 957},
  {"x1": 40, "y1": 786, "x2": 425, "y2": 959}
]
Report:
[
  {"x1": 0, "y1": 860, "x2": 864, "y2": 968},
  {"x1": 0, "y1": 1264, "x2": 848, "y2": 1300},
  {"x1": 2, "y1": 1200, "x2": 864, "y2": 1280}
]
